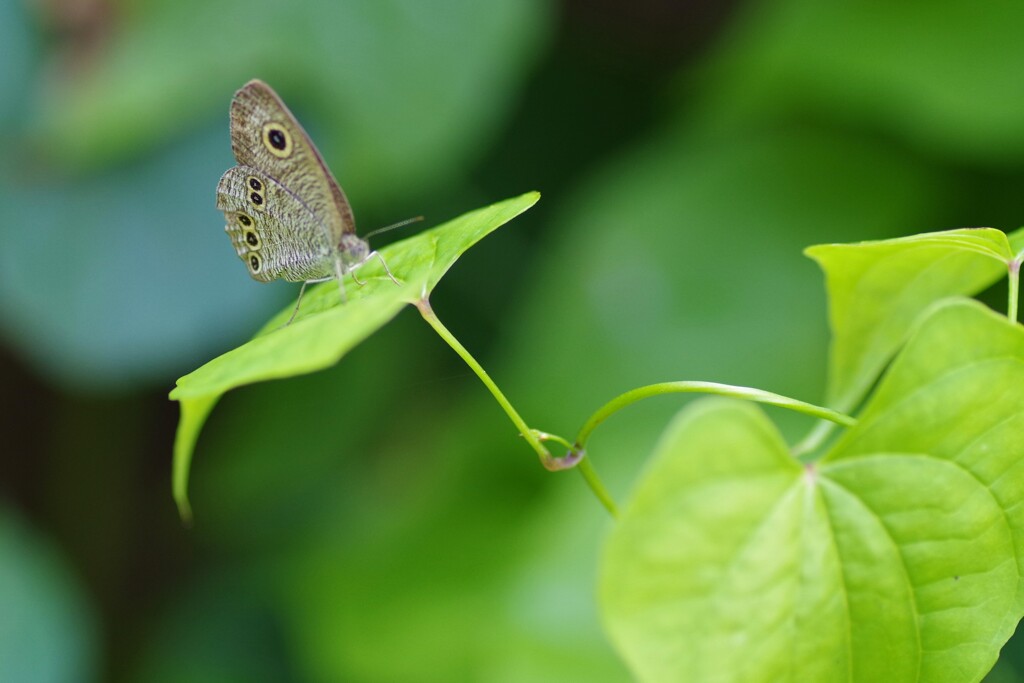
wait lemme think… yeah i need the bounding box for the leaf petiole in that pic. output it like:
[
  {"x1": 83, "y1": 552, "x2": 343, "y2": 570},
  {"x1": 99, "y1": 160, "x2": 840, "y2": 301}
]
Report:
[
  {"x1": 576, "y1": 381, "x2": 857, "y2": 453},
  {"x1": 526, "y1": 429, "x2": 575, "y2": 451},
  {"x1": 415, "y1": 296, "x2": 619, "y2": 515}
]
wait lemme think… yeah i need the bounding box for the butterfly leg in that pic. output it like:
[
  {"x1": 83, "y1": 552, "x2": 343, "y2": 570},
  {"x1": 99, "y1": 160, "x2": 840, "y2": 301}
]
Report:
[
  {"x1": 351, "y1": 250, "x2": 402, "y2": 288},
  {"x1": 284, "y1": 281, "x2": 310, "y2": 326},
  {"x1": 282, "y1": 276, "x2": 332, "y2": 326},
  {"x1": 374, "y1": 251, "x2": 402, "y2": 285},
  {"x1": 333, "y1": 257, "x2": 349, "y2": 303}
]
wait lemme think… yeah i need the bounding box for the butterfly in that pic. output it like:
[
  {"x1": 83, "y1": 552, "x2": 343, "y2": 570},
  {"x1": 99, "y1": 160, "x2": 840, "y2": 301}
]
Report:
[{"x1": 215, "y1": 79, "x2": 399, "y2": 322}]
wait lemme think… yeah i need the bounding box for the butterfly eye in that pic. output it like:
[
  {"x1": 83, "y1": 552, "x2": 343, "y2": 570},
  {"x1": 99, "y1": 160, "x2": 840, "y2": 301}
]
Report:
[
  {"x1": 249, "y1": 253, "x2": 262, "y2": 273},
  {"x1": 245, "y1": 231, "x2": 260, "y2": 248},
  {"x1": 261, "y1": 122, "x2": 293, "y2": 158},
  {"x1": 247, "y1": 176, "x2": 263, "y2": 192},
  {"x1": 237, "y1": 213, "x2": 253, "y2": 227}
]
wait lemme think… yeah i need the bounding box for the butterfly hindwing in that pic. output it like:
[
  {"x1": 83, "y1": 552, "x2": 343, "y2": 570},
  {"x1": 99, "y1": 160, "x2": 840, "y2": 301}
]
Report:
[
  {"x1": 228, "y1": 80, "x2": 356, "y2": 245},
  {"x1": 216, "y1": 165, "x2": 336, "y2": 283}
]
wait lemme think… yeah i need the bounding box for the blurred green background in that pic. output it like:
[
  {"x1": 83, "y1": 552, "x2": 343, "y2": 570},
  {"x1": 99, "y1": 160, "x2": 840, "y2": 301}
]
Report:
[{"x1": 3, "y1": 0, "x2": 1024, "y2": 680}]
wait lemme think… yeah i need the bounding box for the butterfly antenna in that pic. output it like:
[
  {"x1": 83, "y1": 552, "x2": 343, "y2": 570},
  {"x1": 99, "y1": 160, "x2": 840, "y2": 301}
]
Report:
[{"x1": 364, "y1": 216, "x2": 424, "y2": 241}]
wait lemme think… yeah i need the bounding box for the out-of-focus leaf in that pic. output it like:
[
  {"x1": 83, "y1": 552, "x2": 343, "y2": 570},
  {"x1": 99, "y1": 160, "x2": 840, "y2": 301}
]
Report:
[
  {"x1": 602, "y1": 300, "x2": 1024, "y2": 682},
  {"x1": 0, "y1": 126, "x2": 279, "y2": 391},
  {"x1": 0, "y1": 508, "x2": 98, "y2": 683},
  {"x1": 489, "y1": 126, "x2": 945, "y2": 458},
  {"x1": 806, "y1": 227, "x2": 1020, "y2": 412},
  {"x1": 4, "y1": 0, "x2": 547, "y2": 392},
  {"x1": 986, "y1": 660, "x2": 1023, "y2": 683},
  {"x1": 0, "y1": 0, "x2": 34, "y2": 126},
  {"x1": 275, "y1": 472, "x2": 629, "y2": 683},
  {"x1": 170, "y1": 192, "x2": 539, "y2": 520},
  {"x1": 39, "y1": 0, "x2": 550, "y2": 198},
  {"x1": 130, "y1": 570, "x2": 293, "y2": 683},
  {"x1": 475, "y1": 493, "x2": 632, "y2": 683},
  {"x1": 693, "y1": 0, "x2": 1024, "y2": 162},
  {"x1": 334, "y1": 123, "x2": 943, "y2": 680}
]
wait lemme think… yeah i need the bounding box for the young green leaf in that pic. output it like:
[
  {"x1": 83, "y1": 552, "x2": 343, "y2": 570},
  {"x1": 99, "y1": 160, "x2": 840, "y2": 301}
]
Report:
[
  {"x1": 170, "y1": 192, "x2": 540, "y2": 521},
  {"x1": 806, "y1": 228, "x2": 1018, "y2": 413},
  {"x1": 601, "y1": 298, "x2": 1024, "y2": 683}
]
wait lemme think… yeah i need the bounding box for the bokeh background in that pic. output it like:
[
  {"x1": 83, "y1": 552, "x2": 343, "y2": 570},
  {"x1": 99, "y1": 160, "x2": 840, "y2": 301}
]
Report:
[{"x1": 3, "y1": 0, "x2": 1024, "y2": 680}]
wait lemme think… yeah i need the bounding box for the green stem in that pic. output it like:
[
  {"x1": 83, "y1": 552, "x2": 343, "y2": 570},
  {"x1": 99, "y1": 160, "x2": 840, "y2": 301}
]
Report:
[
  {"x1": 1009, "y1": 259, "x2": 1020, "y2": 324},
  {"x1": 416, "y1": 298, "x2": 547, "y2": 460},
  {"x1": 576, "y1": 381, "x2": 856, "y2": 450},
  {"x1": 576, "y1": 459, "x2": 619, "y2": 517},
  {"x1": 791, "y1": 419, "x2": 837, "y2": 458},
  {"x1": 417, "y1": 300, "x2": 854, "y2": 520},
  {"x1": 527, "y1": 429, "x2": 575, "y2": 452},
  {"x1": 415, "y1": 297, "x2": 618, "y2": 516}
]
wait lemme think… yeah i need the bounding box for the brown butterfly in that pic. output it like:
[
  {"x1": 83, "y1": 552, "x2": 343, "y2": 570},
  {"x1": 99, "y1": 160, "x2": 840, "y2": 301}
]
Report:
[{"x1": 215, "y1": 79, "x2": 399, "y2": 321}]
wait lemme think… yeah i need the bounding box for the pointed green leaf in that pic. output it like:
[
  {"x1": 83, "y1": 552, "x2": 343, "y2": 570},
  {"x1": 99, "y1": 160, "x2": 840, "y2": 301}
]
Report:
[
  {"x1": 806, "y1": 228, "x2": 1015, "y2": 412},
  {"x1": 602, "y1": 299, "x2": 1024, "y2": 682},
  {"x1": 169, "y1": 192, "x2": 539, "y2": 521}
]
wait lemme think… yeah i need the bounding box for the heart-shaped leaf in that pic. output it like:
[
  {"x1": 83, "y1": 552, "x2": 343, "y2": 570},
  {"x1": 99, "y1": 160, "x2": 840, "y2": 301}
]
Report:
[
  {"x1": 806, "y1": 228, "x2": 1024, "y2": 412},
  {"x1": 170, "y1": 191, "x2": 539, "y2": 520},
  {"x1": 602, "y1": 298, "x2": 1024, "y2": 683}
]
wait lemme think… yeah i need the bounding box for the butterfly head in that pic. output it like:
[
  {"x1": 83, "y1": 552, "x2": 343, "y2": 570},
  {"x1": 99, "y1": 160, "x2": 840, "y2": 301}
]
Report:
[{"x1": 339, "y1": 233, "x2": 370, "y2": 268}]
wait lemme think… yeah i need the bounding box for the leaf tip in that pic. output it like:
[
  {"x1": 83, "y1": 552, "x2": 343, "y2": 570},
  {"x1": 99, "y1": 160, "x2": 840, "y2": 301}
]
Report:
[
  {"x1": 170, "y1": 393, "x2": 219, "y2": 529},
  {"x1": 175, "y1": 492, "x2": 193, "y2": 527},
  {"x1": 802, "y1": 243, "x2": 829, "y2": 262}
]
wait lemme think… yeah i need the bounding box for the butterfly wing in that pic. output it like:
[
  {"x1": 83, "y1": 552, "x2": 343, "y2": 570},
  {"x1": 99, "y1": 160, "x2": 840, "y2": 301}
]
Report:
[
  {"x1": 228, "y1": 79, "x2": 356, "y2": 244},
  {"x1": 216, "y1": 165, "x2": 336, "y2": 282}
]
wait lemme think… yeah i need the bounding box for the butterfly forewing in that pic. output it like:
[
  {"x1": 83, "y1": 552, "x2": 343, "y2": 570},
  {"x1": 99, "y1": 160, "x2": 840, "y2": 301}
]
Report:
[
  {"x1": 228, "y1": 80, "x2": 356, "y2": 244},
  {"x1": 217, "y1": 166, "x2": 336, "y2": 282}
]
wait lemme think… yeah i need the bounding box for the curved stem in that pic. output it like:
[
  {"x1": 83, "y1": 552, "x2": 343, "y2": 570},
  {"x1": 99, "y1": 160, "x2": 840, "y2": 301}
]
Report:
[
  {"x1": 576, "y1": 458, "x2": 619, "y2": 517},
  {"x1": 415, "y1": 297, "x2": 618, "y2": 516},
  {"x1": 417, "y1": 298, "x2": 854, "y2": 521},
  {"x1": 527, "y1": 429, "x2": 575, "y2": 452},
  {"x1": 791, "y1": 419, "x2": 837, "y2": 458},
  {"x1": 416, "y1": 297, "x2": 548, "y2": 460},
  {"x1": 576, "y1": 381, "x2": 857, "y2": 450}
]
